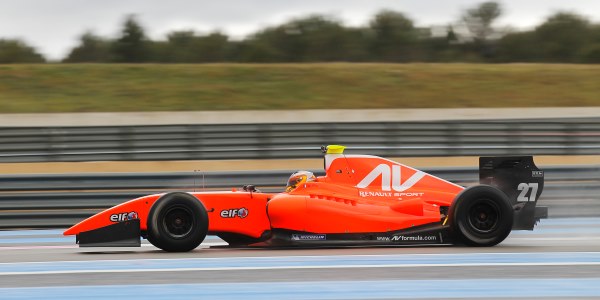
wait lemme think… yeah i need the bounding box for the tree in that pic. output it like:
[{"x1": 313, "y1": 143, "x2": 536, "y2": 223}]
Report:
[
  {"x1": 0, "y1": 39, "x2": 45, "y2": 63},
  {"x1": 579, "y1": 25, "x2": 600, "y2": 63},
  {"x1": 578, "y1": 43, "x2": 600, "y2": 63},
  {"x1": 284, "y1": 15, "x2": 354, "y2": 61},
  {"x1": 160, "y1": 31, "x2": 230, "y2": 62},
  {"x1": 52, "y1": 9, "x2": 600, "y2": 64},
  {"x1": 462, "y1": 1, "x2": 502, "y2": 42},
  {"x1": 63, "y1": 32, "x2": 112, "y2": 62},
  {"x1": 163, "y1": 30, "x2": 198, "y2": 62},
  {"x1": 458, "y1": 2, "x2": 503, "y2": 60},
  {"x1": 495, "y1": 31, "x2": 538, "y2": 62},
  {"x1": 247, "y1": 15, "x2": 354, "y2": 62},
  {"x1": 534, "y1": 12, "x2": 591, "y2": 62},
  {"x1": 229, "y1": 39, "x2": 283, "y2": 62},
  {"x1": 368, "y1": 10, "x2": 418, "y2": 62},
  {"x1": 341, "y1": 27, "x2": 370, "y2": 61},
  {"x1": 112, "y1": 15, "x2": 150, "y2": 62},
  {"x1": 193, "y1": 32, "x2": 229, "y2": 62},
  {"x1": 446, "y1": 25, "x2": 458, "y2": 43}
]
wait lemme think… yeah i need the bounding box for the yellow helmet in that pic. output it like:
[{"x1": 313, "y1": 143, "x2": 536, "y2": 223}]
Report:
[{"x1": 285, "y1": 171, "x2": 316, "y2": 192}]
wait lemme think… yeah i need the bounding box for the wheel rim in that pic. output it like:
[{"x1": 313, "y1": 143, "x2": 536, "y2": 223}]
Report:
[
  {"x1": 162, "y1": 205, "x2": 195, "y2": 239},
  {"x1": 467, "y1": 199, "x2": 500, "y2": 233}
]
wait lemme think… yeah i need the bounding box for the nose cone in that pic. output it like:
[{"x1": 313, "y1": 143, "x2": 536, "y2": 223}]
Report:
[
  {"x1": 63, "y1": 207, "x2": 119, "y2": 236},
  {"x1": 63, "y1": 194, "x2": 159, "y2": 236}
]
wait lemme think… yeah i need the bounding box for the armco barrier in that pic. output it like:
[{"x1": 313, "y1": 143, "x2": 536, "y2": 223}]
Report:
[
  {"x1": 0, "y1": 166, "x2": 598, "y2": 228},
  {"x1": 1, "y1": 120, "x2": 600, "y2": 162}
]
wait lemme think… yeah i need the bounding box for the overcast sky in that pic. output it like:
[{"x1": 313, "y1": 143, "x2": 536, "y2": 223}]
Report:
[{"x1": 1, "y1": 0, "x2": 598, "y2": 60}]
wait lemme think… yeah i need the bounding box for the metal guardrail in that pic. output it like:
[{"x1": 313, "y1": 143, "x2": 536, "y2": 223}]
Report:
[
  {"x1": 1, "y1": 120, "x2": 600, "y2": 162},
  {"x1": 1, "y1": 166, "x2": 598, "y2": 228}
]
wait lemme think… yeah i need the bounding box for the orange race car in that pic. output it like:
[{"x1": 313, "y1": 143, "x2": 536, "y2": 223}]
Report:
[{"x1": 64, "y1": 145, "x2": 547, "y2": 252}]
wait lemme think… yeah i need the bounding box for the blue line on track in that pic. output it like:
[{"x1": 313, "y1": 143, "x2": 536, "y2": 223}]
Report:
[
  {"x1": 0, "y1": 229, "x2": 64, "y2": 237},
  {"x1": 0, "y1": 237, "x2": 74, "y2": 244},
  {"x1": 1, "y1": 278, "x2": 600, "y2": 299},
  {"x1": 1, "y1": 252, "x2": 599, "y2": 274}
]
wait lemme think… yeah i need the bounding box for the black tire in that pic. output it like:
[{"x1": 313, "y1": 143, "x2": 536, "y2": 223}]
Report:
[
  {"x1": 147, "y1": 192, "x2": 208, "y2": 252},
  {"x1": 449, "y1": 185, "x2": 513, "y2": 247}
]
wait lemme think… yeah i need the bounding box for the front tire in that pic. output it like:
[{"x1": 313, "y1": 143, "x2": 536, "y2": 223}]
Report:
[
  {"x1": 147, "y1": 192, "x2": 208, "y2": 252},
  {"x1": 450, "y1": 185, "x2": 513, "y2": 247}
]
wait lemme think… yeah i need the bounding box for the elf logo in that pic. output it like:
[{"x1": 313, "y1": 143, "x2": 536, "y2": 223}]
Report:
[
  {"x1": 220, "y1": 207, "x2": 249, "y2": 219},
  {"x1": 110, "y1": 211, "x2": 138, "y2": 222},
  {"x1": 357, "y1": 164, "x2": 425, "y2": 192}
]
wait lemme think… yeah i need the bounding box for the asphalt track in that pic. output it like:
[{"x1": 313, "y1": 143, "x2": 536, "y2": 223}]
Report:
[{"x1": 0, "y1": 218, "x2": 599, "y2": 299}]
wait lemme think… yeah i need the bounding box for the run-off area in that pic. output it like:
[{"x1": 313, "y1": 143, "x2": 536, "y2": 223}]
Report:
[{"x1": 0, "y1": 217, "x2": 599, "y2": 299}]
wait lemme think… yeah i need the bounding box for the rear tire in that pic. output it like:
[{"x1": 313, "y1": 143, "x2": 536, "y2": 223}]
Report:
[
  {"x1": 450, "y1": 185, "x2": 513, "y2": 247},
  {"x1": 147, "y1": 192, "x2": 208, "y2": 252}
]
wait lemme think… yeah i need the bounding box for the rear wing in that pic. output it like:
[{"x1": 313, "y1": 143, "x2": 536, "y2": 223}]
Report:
[{"x1": 480, "y1": 156, "x2": 547, "y2": 230}]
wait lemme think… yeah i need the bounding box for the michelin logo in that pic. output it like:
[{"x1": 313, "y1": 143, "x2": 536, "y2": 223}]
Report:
[{"x1": 291, "y1": 234, "x2": 326, "y2": 241}]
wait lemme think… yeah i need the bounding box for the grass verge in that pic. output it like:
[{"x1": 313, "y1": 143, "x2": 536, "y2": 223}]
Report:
[{"x1": 0, "y1": 63, "x2": 599, "y2": 113}]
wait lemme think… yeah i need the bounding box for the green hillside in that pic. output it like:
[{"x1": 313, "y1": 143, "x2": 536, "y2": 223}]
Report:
[{"x1": 0, "y1": 63, "x2": 598, "y2": 113}]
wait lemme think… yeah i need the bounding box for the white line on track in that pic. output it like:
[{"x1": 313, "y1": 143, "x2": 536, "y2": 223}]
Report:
[
  {"x1": 0, "y1": 245, "x2": 78, "y2": 251},
  {"x1": 0, "y1": 242, "x2": 226, "y2": 251}
]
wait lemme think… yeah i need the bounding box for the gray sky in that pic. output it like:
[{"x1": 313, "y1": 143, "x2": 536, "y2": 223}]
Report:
[{"x1": 1, "y1": 0, "x2": 598, "y2": 60}]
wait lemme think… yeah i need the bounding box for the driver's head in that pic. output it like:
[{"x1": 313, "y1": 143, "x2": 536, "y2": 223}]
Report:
[{"x1": 285, "y1": 170, "x2": 316, "y2": 192}]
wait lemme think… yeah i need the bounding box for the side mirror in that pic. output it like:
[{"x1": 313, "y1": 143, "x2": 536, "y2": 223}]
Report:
[{"x1": 242, "y1": 185, "x2": 257, "y2": 192}]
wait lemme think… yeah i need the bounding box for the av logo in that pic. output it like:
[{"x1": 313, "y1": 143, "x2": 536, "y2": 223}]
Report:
[{"x1": 357, "y1": 164, "x2": 425, "y2": 191}]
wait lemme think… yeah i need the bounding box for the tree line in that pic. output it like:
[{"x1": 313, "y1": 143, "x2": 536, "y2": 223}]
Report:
[{"x1": 2, "y1": 2, "x2": 600, "y2": 64}]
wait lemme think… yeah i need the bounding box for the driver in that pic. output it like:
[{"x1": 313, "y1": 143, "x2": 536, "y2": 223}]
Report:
[{"x1": 285, "y1": 170, "x2": 316, "y2": 192}]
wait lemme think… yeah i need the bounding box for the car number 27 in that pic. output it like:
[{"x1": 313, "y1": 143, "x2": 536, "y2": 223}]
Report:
[{"x1": 517, "y1": 183, "x2": 539, "y2": 202}]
